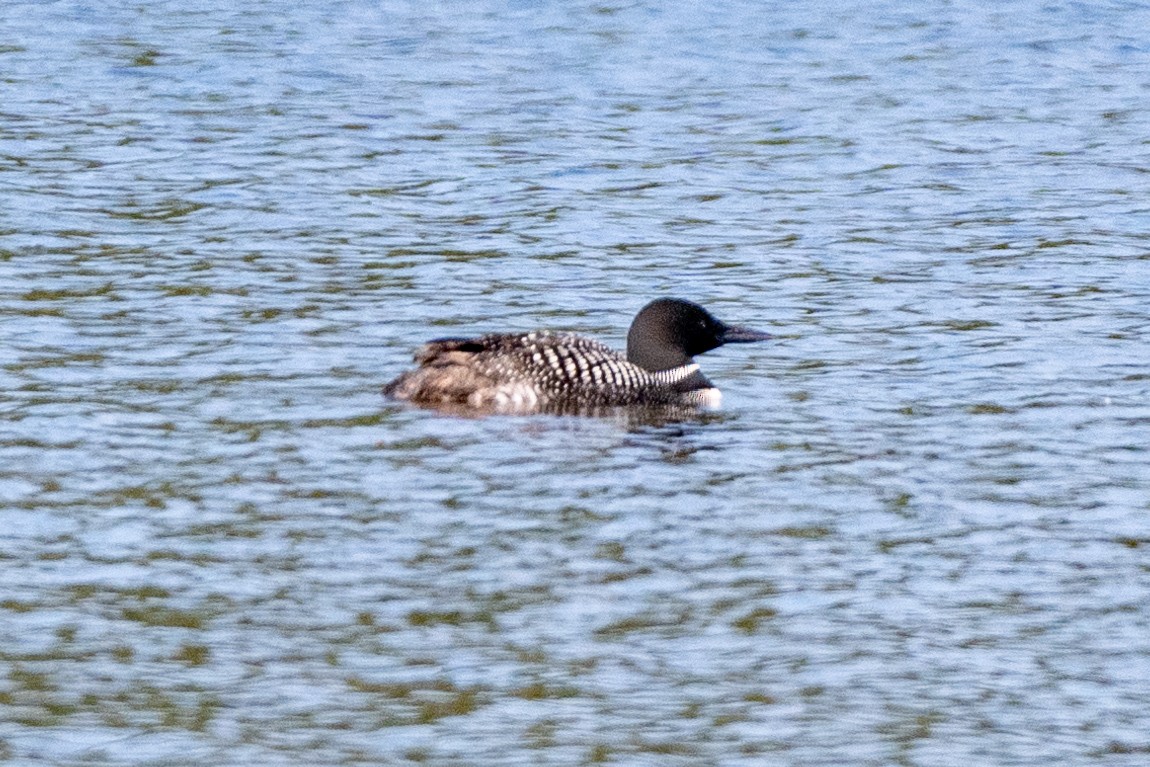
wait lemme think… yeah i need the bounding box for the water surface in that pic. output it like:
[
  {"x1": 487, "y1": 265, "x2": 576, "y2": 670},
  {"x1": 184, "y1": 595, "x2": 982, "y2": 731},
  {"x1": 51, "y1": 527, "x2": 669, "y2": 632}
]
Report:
[{"x1": 3, "y1": 1, "x2": 1150, "y2": 765}]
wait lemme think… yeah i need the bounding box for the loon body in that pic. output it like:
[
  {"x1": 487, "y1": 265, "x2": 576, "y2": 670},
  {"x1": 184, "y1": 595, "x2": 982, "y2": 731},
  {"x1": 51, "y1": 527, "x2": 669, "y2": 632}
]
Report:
[{"x1": 383, "y1": 298, "x2": 771, "y2": 414}]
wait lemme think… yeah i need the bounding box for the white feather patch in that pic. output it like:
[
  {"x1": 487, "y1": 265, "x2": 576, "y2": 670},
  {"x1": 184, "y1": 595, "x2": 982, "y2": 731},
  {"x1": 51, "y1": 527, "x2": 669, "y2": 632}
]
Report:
[
  {"x1": 650, "y1": 363, "x2": 700, "y2": 386},
  {"x1": 475, "y1": 382, "x2": 541, "y2": 413},
  {"x1": 693, "y1": 387, "x2": 723, "y2": 408}
]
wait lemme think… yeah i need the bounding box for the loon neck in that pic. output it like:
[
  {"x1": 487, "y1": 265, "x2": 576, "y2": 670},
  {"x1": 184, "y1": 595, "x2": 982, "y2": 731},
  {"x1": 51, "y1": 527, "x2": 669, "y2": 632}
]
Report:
[{"x1": 627, "y1": 343, "x2": 692, "y2": 372}]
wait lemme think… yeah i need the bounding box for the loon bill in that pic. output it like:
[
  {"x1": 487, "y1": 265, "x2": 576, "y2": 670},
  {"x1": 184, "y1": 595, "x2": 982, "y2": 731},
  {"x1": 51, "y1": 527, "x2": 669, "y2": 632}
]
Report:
[{"x1": 383, "y1": 298, "x2": 771, "y2": 414}]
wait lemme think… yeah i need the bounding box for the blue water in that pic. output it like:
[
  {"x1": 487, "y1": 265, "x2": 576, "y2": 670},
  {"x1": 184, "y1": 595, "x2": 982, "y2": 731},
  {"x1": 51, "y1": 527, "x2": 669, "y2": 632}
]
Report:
[{"x1": 3, "y1": 1, "x2": 1150, "y2": 765}]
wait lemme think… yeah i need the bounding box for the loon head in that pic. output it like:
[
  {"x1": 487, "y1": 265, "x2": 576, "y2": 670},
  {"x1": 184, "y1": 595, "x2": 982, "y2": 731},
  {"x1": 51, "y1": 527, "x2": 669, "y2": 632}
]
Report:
[{"x1": 625, "y1": 298, "x2": 772, "y2": 372}]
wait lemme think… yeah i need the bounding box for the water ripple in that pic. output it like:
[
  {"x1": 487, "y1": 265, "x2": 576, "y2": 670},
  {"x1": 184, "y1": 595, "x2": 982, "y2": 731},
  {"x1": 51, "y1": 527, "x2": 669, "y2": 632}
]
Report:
[{"x1": 3, "y1": 0, "x2": 1150, "y2": 764}]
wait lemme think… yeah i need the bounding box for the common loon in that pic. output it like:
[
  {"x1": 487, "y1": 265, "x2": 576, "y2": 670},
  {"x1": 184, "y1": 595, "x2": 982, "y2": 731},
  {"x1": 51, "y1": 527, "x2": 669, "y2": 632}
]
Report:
[{"x1": 383, "y1": 298, "x2": 771, "y2": 414}]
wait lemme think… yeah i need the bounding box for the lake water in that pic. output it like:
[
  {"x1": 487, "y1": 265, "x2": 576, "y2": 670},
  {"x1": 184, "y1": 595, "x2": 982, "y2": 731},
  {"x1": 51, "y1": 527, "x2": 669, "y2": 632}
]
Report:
[{"x1": 3, "y1": 1, "x2": 1150, "y2": 764}]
